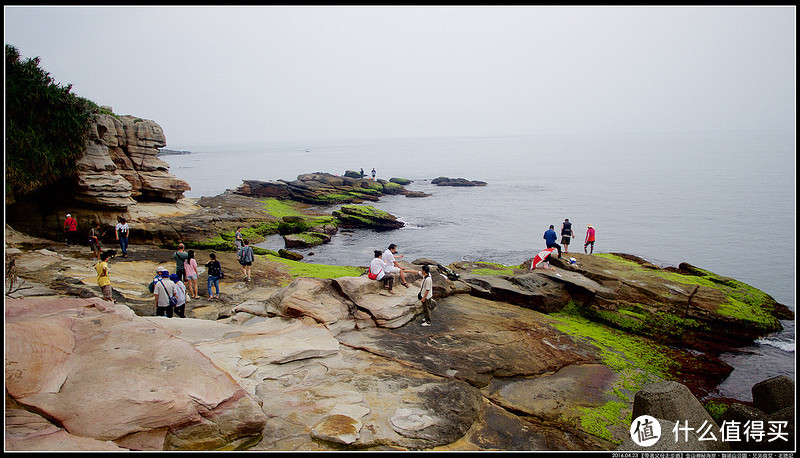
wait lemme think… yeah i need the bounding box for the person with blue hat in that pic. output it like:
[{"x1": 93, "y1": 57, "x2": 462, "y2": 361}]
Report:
[
  {"x1": 153, "y1": 268, "x2": 176, "y2": 317},
  {"x1": 169, "y1": 273, "x2": 188, "y2": 318}
]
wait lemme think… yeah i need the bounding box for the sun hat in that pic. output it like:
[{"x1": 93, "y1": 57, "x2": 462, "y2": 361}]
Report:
[
  {"x1": 156, "y1": 266, "x2": 168, "y2": 273},
  {"x1": 66, "y1": 214, "x2": 71, "y2": 217},
  {"x1": 587, "y1": 224, "x2": 593, "y2": 227},
  {"x1": 169, "y1": 274, "x2": 179, "y2": 282}
]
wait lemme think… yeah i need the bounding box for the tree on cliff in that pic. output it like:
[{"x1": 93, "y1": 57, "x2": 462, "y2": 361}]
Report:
[{"x1": 5, "y1": 44, "x2": 99, "y2": 204}]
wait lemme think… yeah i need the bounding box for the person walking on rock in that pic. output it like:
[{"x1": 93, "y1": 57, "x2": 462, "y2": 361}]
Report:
[
  {"x1": 560, "y1": 218, "x2": 573, "y2": 254},
  {"x1": 238, "y1": 239, "x2": 255, "y2": 281},
  {"x1": 584, "y1": 224, "x2": 596, "y2": 254},
  {"x1": 88, "y1": 221, "x2": 105, "y2": 261},
  {"x1": 543, "y1": 225, "x2": 562, "y2": 258},
  {"x1": 205, "y1": 252, "x2": 222, "y2": 300},
  {"x1": 169, "y1": 273, "x2": 188, "y2": 318},
  {"x1": 184, "y1": 250, "x2": 200, "y2": 299},
  {"x1": 234, "y1": 227, "x2": 244, "y2": 253},
  {"x1": 419, "y1": 264, "x2": 434, "y2": 327},
  {"x1": 174, "y1": 243, "x2": 189, "y2": 282},
  {"x1": 94, "y1": 249, "x2": 116, "y2": 302},
  {"x1": 64, "y1": 213, "x2": 78, "y2": 246},
  {"x1": 153, "y1": 269, "x2": 176, "y2": 317},
  {"x1": 115, "y1": 217, "x2": 130, "y2": 257}
]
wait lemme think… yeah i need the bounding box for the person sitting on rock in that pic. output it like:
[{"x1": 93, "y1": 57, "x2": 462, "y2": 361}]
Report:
[
  {"x1": 382, "y1": 244, "x2": 421, "y2": 288},
  {"x1": 369, "y1": 250, "x2": 394, "y2": 294}
]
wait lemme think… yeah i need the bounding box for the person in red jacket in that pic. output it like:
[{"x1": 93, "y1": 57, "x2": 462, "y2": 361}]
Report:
[
  {"x1": 64, "y1": 213, "x2": 78, "y2": 246},
  {"x1": 584, "y1": 224, "x2": 596, "y2": 254}
]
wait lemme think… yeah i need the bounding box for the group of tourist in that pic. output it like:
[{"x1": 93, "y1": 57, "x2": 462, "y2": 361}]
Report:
[
  {"x1": 78, "y1": 210, "x2": 595, "y2": 327},
  {"x1": 74, "y1": 210, "x2": 229, "y2": 318},
  {"x1": 543, "y1": 219, "x2": 596, "y2": 258},
  {"x1": 368, "y1": 244, "x2": 434, "y2": 327}
]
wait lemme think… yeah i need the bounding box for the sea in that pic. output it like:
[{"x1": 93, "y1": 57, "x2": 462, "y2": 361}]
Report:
[{"x1": 163, "y1": 129, "x2": 795, "y2": 401}]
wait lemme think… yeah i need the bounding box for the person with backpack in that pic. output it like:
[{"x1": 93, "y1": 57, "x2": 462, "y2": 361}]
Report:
[
  {"x1": 169, "y1": 273, "x2": 188, "y2": 318},
  {"x1": 238, "y1": 239, "x2": 255, "y2": 281},
  {"x1": 153, "y1": 268, "x2": 176, "y2": 317},
  {"x1": 205, "y1": 252, "x2": 223, "y2": 300}
]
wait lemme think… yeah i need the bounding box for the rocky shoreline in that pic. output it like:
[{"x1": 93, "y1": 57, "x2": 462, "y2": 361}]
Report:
[
  {"x1": 5, "y1": 115, "x2": 793, "y2": 451},
  {"x1": 5, "y1": 197, "x2": 794, "y2": 450}
]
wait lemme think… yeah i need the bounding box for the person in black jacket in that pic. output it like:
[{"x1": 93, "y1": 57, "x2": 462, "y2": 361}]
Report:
[{"x1": 560, "y1": 218, "x2": 573, "y2": 254}]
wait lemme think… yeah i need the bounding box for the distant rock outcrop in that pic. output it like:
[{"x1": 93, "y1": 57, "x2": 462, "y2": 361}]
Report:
[
  {"x1": 234, "y1": 172, "x2": 425, "y2": 204},
  {"x1": 431, "y1": 177, "x2": 487, "y2": 187}
]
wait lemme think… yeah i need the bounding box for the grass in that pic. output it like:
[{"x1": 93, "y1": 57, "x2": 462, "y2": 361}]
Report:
[{"x1": 263, "y1": 254, "x2": 364, "y2": 282}]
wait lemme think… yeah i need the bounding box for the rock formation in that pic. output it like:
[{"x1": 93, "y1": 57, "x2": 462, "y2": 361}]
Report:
[
  {"x1": 234, "y1": 172, "x2": 427, "y2": 204},
  {"x1": 4, "y1": 229, "x2": 793, "y2": 451},
  {"x1": 431, "y1": 176, "x2": 487, "y2": 187},
  {"x1": 83, "y1": 111, "x2": 190, "y2": 207}
]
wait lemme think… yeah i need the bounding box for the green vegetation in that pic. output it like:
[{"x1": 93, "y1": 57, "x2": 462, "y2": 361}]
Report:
[
  {"x1": 703, "y1": 400, "x2": 730, "y2": 422},
  {"x1": 5, "y1": 44, "x2": 99, "y2": 204},
  {"x1": 264, "y1": 254, "x2": 364, "y2": 282},
  {"x1": 591, "y1": 253, "x2": 782, "y2": 332},
  {"x1": 469, "y1": 262, "x2": 517, "y2": 276},
  {"x1": 551, "y1": 301, "x2": 676, "y2": 444}
]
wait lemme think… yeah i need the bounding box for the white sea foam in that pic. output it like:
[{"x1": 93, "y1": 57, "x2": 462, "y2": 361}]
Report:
[{"x1": 758, "y1": 338, "x2": 795, "y2": 353}]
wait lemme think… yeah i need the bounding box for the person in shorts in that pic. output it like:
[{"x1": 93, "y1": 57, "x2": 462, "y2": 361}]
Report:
[
  {"x1": 419, "y1": 264, "x2": 434, "y2": 326},
  {"x1": 95, "y1": 250, "x2": 115, "y2": 302},
  {"x1": 88, "y1": 221, "x2": 105, "y2": 261},
  {"x1": 238, "y1": 239, "x2": 255, "y2": 281}
]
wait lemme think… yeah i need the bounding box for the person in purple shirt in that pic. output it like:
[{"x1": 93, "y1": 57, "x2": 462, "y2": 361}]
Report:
[{"x1": 543, "y1": 225, "x2": 562, "y2": 258}]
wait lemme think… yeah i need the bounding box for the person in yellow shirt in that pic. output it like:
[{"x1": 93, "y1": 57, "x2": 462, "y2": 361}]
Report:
[{"x1": 95, "y1": 250, "x2": 115, "y2": 302}]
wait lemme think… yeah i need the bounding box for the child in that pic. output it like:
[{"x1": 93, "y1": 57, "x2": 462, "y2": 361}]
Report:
[{"x1": 94, "y1": 249, "x2": 116, "y2": 302}]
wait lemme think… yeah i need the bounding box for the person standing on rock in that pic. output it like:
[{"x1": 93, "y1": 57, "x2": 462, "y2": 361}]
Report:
[
  {"x1": 94, "y1": 249, "x2": 116, "y2": 302},
  {"x1": 184, "y1": 250, "x2": 200, "y2": 299},
  {"x1": 371, "y1": 168, "x2": 376, "y2": 180},
  {"x1": 419, "y1": 264, "x2": 434, "y2": 327},
  {"x1": 234, "y1": 227, "x2": 244, "y2": 253},
  {"x1": 169, "y1": 273, "x2": 188, "y2": 318},
  {"x1": 88, "y1": 221, "x2": 105, "y2": 261},
  {"x1": 238, "y1": 239, "x2": 255, "y2": 281},
  {"x1": 584, "y1": 224, "x2": 596, "y2": 254},
  {"x1": 370, "y1": 249, "x2": 395, "y2": 294},
  {"x1": 560, "y1": 218, "x2": 573, "y2": 254},
  {"x1": 64, "y1": 213, "x2": 78, "y2": 246},
  {"x1": 174, "y1": 243, "x2": 189, "y2": 282},
  {"x1": 382, "y1": 244, "x2": 420, "y2": 288},
  {"x1": 543, "y1": 225, "x2": 562, "y2": 259},
  {"x1": 205, "y1": 252, "x2": 222, "y2": 300},
  {"x1": 153, "y1": 268, "x2": 176, "y2": 317},
  {"x1": 115, "y1": 217, "x2": 130, "y2": 258}
]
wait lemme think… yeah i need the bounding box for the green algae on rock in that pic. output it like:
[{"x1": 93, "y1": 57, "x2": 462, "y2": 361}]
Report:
[{"x1": 332, "y1": 205, "x2": 404, "y2": 231}]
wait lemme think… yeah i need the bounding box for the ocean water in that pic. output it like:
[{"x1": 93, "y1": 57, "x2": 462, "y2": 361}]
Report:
[{"x1": 164, "y1": 130, "x2": 795, "y2": 401}]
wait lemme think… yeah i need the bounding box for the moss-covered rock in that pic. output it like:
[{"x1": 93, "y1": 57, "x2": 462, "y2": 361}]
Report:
[
  {"x1": 389, "y1": 177, "x2": 412, "y2": 185},
  {"x1": 332, "y1": 205, "x2": 404, "y2": 231}
]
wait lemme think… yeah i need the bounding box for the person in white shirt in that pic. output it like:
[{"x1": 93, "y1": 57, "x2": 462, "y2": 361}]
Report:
[
  {"x1": 419, "y1": 264, "x2": 434, "y2": 326},
  {"x1": 115, "y1": 217, "x2": 130, "y2": 257},
  {"x1": 169, "y1": 273, "x2": 188, "y2": 318},
  {"x1": 381, "y1": 244, "x2": 420, "y2": 288},
  {"x1": 153, "y1": 269, "x2": 176, "y2": 317},
  {"x1": 370, "y1": 250, "x2": 395, "y2": 294}
]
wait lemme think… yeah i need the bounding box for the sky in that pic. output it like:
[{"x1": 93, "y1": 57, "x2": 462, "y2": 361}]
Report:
[{"x1": 4, "y1": 5, "x2": 796, "y2": 147}]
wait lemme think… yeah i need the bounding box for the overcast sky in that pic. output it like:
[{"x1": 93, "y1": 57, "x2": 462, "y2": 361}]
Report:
[{"x1": 4, "y1": 5, "x2": 796, "y2": 147}]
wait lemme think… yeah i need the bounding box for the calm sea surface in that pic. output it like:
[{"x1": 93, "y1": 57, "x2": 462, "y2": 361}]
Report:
[{"x1": 164, "y1": 130, "x2": 795, "y2": 401}]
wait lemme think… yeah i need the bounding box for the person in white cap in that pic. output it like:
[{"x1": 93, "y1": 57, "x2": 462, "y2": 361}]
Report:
[{"x1": 63, "y1": 213, "x2": 78, "y2": 246}]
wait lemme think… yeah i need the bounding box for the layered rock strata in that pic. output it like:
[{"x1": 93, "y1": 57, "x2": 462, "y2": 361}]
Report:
[{"x1": 77, "y1": 111, "x2": 190, "y2": 208}]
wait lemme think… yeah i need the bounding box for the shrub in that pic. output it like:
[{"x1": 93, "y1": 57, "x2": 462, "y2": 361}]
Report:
[{"x1": 5, "y1": 44, "x2": 98, "y2": 204}]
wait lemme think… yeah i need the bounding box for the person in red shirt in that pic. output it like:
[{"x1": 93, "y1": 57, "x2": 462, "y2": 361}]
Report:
[
  {"x1": 64, "y1": 213, "x2": 78, "y2": 246},
  {"x1": 584, "y1": 224, "x2": 596, "y2": 254}
]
